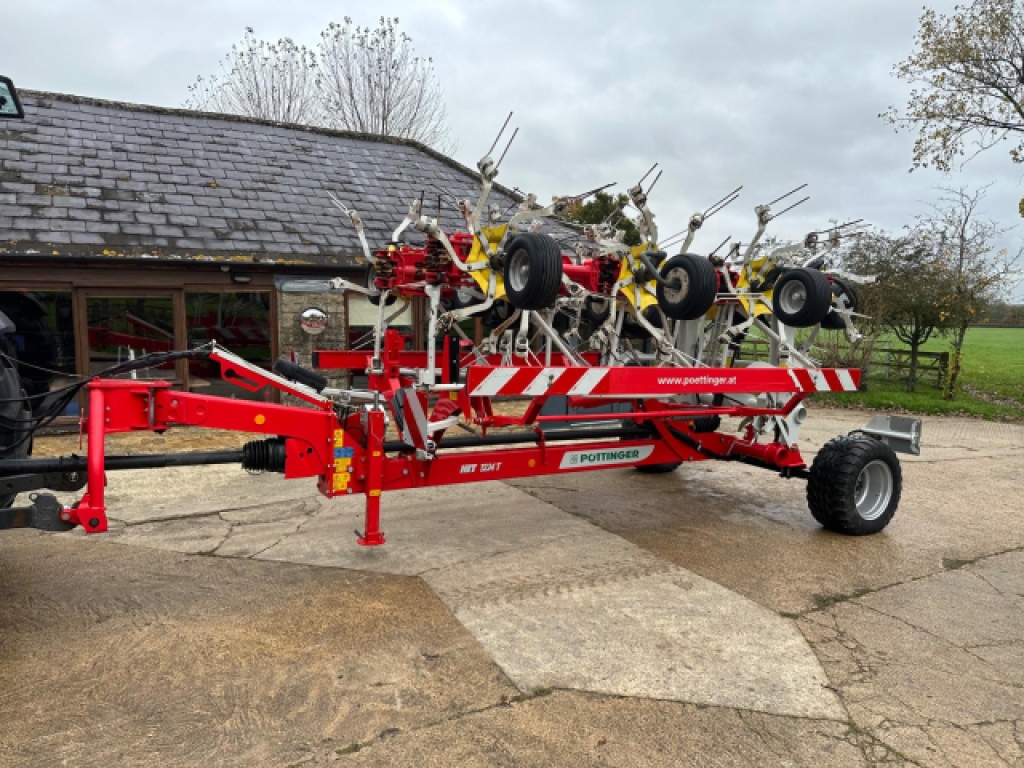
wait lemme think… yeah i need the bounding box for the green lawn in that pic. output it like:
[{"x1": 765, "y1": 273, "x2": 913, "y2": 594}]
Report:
[
  {"x1": 813, "y1": 327, "x2": 1024, "y2": 421},
  {"x1": 919, "y1": 327, "x2": 1024, "y2": 405}
]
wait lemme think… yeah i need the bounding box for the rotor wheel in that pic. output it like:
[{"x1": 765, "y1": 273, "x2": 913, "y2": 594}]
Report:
[
  {"x1": 503, "y1": 233, "x2": 563, "y2": 310},
  {"x1": 583, "y1": 296, "x2": 611, "y2": 325},
  {"x1": 771, "y1": 268, "x2": 832, "y2": 328},
  {"x1": 807, "y1": 435, "x2": 901, "y2": 535},
  {"x1": 821, "y1": 277, "x2": 860, "y2": 330},
  {"x1": 485, "y1": 300, "x2": 513, "y2": 329},
  {"x1": 366, "y1": 263, "x2": 396, "y2": 307},
  {"x1": 656, "y1": 253, "x2": 718, "y2": 320}
]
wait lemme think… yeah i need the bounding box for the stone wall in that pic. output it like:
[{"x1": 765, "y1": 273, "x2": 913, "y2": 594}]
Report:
[{"x1": 276, "y1": 287, "x2": 348, "y2": 399}]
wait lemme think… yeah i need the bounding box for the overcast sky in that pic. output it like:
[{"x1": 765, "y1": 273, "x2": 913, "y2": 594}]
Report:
[{"x1": 5, "y1": 0, "x2": 1023, "y2": 296}]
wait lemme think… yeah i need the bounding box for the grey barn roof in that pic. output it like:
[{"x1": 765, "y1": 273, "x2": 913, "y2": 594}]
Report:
[{"x1": 0, "y1": 91, "x2": 524, "y2": 267}]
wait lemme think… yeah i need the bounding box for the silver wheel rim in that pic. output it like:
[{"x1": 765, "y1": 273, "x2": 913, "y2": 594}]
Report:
[
  {"x1": 509, "y1": 248, "x2": 530, "y2": 293},
  {"x1": 662, "y1": 267, "x2": 690, "y2": 304},
  {"x1": 778, "y1": 280, "x2": 807, "y2": 315},
  {"x1": 854, "y1": 459, "x2": 893, "y2": 521}
]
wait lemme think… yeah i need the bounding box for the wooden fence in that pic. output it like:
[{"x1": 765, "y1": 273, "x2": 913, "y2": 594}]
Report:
[{"x1": 740, "y1": 338, "x2": 949, "y2": 388}]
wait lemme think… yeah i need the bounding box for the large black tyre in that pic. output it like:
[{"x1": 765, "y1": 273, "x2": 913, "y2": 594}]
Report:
[
  {"x1": 771, "y1": 268, "x2": 833, "y2": 328},
  {"x1": 821, "y1": 278, "x2": 859, "y2": 331},
  {"x1": 635, "y1": 461, "x2": 681, "y2": 474},
  {"x1": 484, "y1": 300, "x2": 513, "y2": 329},
  {"x1": 0, "y1": 360, "x2": 31, "y2": 508},
  {"x1": 656, "y1": 253, "x2": 718, "y2": 320},
  {"x1": 366, "y1": 263, "x2": 396, "y2": 307},
  {"x1": 503, "y1": 234, "x2": 563, "y2": 310},
  {"x1": 622, "y1": 306, "x2": 663, "y2": 338},
  {"x1": 583, "y1": 296, "x2": 611, "y2": 325},
  {"x1": 807, "y1": 435, "x2": 901, "y2": 535},
  {"x1": 630, "y1": 397, "x2": 683, "y2": 473},
  {"x1": 690, "y1": 415, "x2": 722, "y2": 433}
]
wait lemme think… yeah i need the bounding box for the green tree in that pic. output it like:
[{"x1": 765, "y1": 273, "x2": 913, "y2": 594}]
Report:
[
  {"x1": 884, "y1": 0, "x2": 1024, "y2": 173},
  {"x1": 564, "y1": 192, "x2": 642, "y2": 246},
  {"x1": 847, "y1": 230, "x2": 950, "y2": 392},
  {"x1": 920, "y1": 187, "x2": 1020, "y2": 399}
]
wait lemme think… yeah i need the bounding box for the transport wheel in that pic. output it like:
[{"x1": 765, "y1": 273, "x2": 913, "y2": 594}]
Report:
[
  {"x1": 771, "y1": 268, "x2": 832, "y2": 328},
  {"x1": 821, "y1": 278, "x2": 859, "y2": 330},
  {"x1": 622, "y1": 306, "x2": 663, "y2": 338},
  {"x1": 690, "y1": 415, "x2": 721, "y2": 433},
  {"x1": 807, "y1": 435, "x2": 901, "y2": 535},
  {"x1": 0, "y1": 362, "x2": 31, "y2": 508},
  {"x1": 583, "y1": 296, "x2": 611, "y2": 325},
  {"x1": 631, "y1": 402, "x2": 682, "y2": 474},
  {"x1": 366, "y1": 263, "x2": 396, "y2": 307},
  {"x1": 656, "y1": 253, "x2": 718, "y2": 320},
  {"x1": 503, "y1": 234, "x2": 563, "y2": 310},
  {"x1": 635, "y1": 461, "x2": 681, "y2": 474}
]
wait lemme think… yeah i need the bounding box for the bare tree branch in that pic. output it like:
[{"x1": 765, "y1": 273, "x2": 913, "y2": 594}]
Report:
[
  {"x1": 185, "y1": 28, "x2": 319, "y2": 124},
  {"x1": 316, "y1": 17, "x2": 456, "y2": 153},
  {"x1": 183, "y1": 21, "x2": 457, "y2": 154}
]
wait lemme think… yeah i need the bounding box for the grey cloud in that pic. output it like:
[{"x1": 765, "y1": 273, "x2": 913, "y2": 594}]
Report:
[{"x1": 4, "y1": 0, "x2": 1022, "y2": 295}]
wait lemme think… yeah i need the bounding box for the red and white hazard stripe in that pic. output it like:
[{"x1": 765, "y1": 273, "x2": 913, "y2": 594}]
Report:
[
  {"x1": 468, "y1": 365, "x2": 860, "y2": 398},
  {"x1": 471, "y1": 366, "x2": 610, "y2": 397},
  {"x1": 787, "y1": 368, "x2": 859, "y2": 393}
]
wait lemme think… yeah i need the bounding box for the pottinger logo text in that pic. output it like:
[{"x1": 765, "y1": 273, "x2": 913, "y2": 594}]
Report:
[{"x1": 559, "y1": 445, "x2": 655, "y2": 469}]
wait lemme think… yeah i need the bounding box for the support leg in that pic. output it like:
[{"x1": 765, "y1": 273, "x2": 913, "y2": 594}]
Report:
[
  {"x1": 74, "y1": 385, "x2": 109, "y2": 533},
  {"x1": 358, "y1": 407, "x2": 387, "y2": 546}
]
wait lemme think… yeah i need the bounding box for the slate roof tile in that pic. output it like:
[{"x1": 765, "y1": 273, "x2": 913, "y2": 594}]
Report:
[{"x1": 0, "y1": 91, "x2": 577, "y2": 265}]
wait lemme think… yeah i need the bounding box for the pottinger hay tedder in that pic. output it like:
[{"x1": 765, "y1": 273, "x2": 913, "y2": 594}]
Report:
[{"x1": 0, "y1": 112, "x2": 921, "y2": 543}]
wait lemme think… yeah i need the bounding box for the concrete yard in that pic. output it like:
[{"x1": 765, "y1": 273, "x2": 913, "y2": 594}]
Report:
[{"x1": 1, "y1": 409, "x2": 1022, "y2": 767}]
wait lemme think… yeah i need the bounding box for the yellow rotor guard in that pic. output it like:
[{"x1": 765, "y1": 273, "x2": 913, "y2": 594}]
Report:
[
  {"x1": 617, "y1": 243, "x2": 660, "y2": 312},
  {"x1": 733, "y1": 254, "x2": 775, "y2": 317},
  {"x1": 466, "y1": 224, "x2": 509, "y2": 301}
]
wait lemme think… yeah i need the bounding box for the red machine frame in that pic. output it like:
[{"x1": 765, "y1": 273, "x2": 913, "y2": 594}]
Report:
[{"x1": 62, "y1": 332, "x2": 859, "y2": 547}]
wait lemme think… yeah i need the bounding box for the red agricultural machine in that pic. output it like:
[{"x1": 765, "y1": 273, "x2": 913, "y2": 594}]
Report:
[{"x1": 1, "y1": 104, "x2": 921, "y2": 542}]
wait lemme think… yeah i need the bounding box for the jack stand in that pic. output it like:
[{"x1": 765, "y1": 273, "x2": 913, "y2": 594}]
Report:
[{"x1": 357, "y1": 406, "x2": 387, "y2": 546}]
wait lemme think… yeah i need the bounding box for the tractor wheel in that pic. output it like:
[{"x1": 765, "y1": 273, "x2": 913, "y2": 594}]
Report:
[
  {"x1": 583, "y1": 296, "x2": 611, "y2": 325},
  {"x1": 0, "y1": 361, "x2": 31, "y2": 509},
  {"x1": 366, "y1": 263, "x2": 396, "y2": 307},
  {"x1": 807, "y1": 435, "x2": 901, "y2": 535},
  {"x1": 771, "y1": 268, "x2": 832, "y2": 327},
  {"x1": 503, "y1": 234, "x2": 563, "y2": 310},
  {"x1": 656, "y1": 253, "x2": 718, "y2": 320},
  {"x1": 821, "y1": 278, "x2": 859, "y2": 330}
]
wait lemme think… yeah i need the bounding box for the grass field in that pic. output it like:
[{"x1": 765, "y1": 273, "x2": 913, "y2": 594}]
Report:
[{"x1": 813, "y1": 327, "x2": 1024, "y2": 420}]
